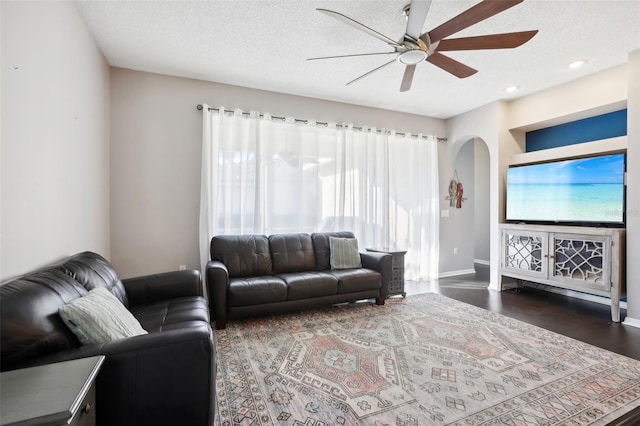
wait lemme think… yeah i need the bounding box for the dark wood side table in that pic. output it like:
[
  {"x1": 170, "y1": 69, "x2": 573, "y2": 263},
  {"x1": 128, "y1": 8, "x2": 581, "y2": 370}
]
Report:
[
  {"x1": 0, "y1": 355, "x2": 104, "y2": 426},
  {"x1": 366, "y1": 247, "x2": 407, "y2": 297}
]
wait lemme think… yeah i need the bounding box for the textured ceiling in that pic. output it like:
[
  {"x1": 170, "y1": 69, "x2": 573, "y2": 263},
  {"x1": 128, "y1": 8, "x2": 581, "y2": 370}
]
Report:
[{"x1": 76, "y1": 0, "x2": 640, "y2": 119}]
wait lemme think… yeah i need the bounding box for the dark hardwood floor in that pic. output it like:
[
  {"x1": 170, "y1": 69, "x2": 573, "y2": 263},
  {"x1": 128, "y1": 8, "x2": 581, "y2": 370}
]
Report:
[{"x1": 404, "y1": 264, "x2": 640, "y2": 361}]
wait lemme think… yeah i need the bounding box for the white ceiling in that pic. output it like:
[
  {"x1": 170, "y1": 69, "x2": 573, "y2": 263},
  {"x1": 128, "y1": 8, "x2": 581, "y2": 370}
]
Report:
[{"x1": 76, "y1": 0, "x2": 640, "y2": 119}]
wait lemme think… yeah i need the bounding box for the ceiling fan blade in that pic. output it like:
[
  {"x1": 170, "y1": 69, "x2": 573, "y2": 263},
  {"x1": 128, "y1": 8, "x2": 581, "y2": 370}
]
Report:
[
  {"x1": 308, "y1": 51, "x2": 397, "y2": 61},
  {"x1": 425, "y1": 0, "x2": 524, "y2": 44},
  {"x1": 317, "y1": 8, "x2": 402, "y2": 47},
  {"x1": 346, "y1": 58, "x2": 397, "y2": 86},
  {"x1": 405, "y1": 0, "x2": 432, "y2": 40},
  {"x1": 400, "y1": 65, "x2": 417, "y2": 92},
  {"x1": 426, "y1": 52, "x2": 477, "y2": 78},
  {"x1": 437, "y1": 30, "x2": 538, "y2": 51}
]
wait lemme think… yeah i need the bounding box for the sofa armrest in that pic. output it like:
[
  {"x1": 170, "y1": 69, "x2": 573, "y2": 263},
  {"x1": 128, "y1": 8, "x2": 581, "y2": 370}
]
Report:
[
  {"x1": 102, "y1": 326, "x2": 215, "y2": 426},
  {"x1": 5, "y1": 326, "x2": 215, "y2": 426},
  {"x1": 360, "y1": 252, "x2": 392, "y2": 297},
  {"x1": 6, "y1": 326, "x2": 212, "y2": 369},
  {"x1": 205, "y1": 261, "x2": 229, "y2": 329},
  {"x1": 122, "y1": 269, "x2": 203, "y2": 307}
]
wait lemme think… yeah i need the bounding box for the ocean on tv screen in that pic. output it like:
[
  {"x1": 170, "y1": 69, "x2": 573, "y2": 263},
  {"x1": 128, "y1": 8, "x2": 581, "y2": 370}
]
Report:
[{"x1": 506, "y1": 153, "x2": 625, "y2": 224}]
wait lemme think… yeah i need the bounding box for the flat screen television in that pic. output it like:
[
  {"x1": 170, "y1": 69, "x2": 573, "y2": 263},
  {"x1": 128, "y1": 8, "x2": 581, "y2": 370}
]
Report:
[{"x1": 506, "y1": 152, "x2": 626, "y2": 226}]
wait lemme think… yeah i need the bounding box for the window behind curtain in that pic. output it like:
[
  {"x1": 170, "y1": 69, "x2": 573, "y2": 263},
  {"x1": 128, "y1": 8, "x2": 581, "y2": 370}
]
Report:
[{"x1": 200, "y1": 107, "x2": 439, "y2": 280}]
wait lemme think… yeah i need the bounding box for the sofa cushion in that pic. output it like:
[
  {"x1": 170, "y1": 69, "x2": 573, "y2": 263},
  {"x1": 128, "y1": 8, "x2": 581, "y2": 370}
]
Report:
[
  {"x1": 311, "y1": 231, "x2": 356, "y2": 271},
  {"x1": 130, "y1": 296, "x2": 210, "y2": 332},
  {"x1": 211, "y1": 235, "x2": 272, "y2": 278},
  {"x1": 58, "y1": 287, "x2": 148, "y2": 345},
  {"x1": 0, "y1": 269, "x2": 86, "y2": 369},
  {"x1": 328, "y1": 268, "x2": 382, "y2": 294},
  {"x1": 278, "y1": 272, "x2": 338, "y2": 301},
  {"x1": 58, "y1": 251, "x2": 130, "y2": 307},
  {"x1": 329, "y1": 237, "x2": 362, "y2": 269},
  {"x1": 228, "y1": 276, "x2": 287, "y2": 306},
  {"x1": 269, "y1": 233, "x2": 316, "y2": 274}
]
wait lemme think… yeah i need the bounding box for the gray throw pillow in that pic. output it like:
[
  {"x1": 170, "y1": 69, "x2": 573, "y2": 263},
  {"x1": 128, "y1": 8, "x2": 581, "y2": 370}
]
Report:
[
  {"x1": 329, "y1": 237, "x2": 362, "y2": 269},
  {"x1": 59, "y1": 287, "x2": 147, "y2": 345}
]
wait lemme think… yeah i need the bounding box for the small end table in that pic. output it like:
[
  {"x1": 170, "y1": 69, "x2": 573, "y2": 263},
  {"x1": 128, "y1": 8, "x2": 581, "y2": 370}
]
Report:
[
  {"x1": 366, "y1": 247, "x2": 407, "y2": 297},
  {"x1": 1, "y1": 355, "x2": 104, "y2": 426}
]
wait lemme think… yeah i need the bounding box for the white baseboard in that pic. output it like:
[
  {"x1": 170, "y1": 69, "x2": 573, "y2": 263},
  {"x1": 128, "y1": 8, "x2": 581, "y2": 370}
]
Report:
[
  {"x1": 623, "y1": 317, "x2": 640, "y2": 328},
  {"x1": 522, "y1": 282, "x2": 627, "y2": 310},
  {"x1": 474, "y1": 259, "x2": 490, "y2": 266},
  {"x1": 439, "y1": 268, "x2": 476, "y2": 278}
]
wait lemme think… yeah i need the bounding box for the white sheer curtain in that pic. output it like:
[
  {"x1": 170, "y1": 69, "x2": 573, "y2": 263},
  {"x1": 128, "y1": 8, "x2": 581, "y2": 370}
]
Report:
[{"x1": 199, "y1": 105, "x2": 439, "y2": 280}]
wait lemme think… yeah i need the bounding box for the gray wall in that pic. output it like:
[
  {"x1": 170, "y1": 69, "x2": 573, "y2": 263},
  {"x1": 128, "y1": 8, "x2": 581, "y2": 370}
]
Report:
[
  {"x1": 473, "y1": 139, "x2": 490, "y2": 264},
  {"x1": 1, "y1": 1, "x2": 110, "y2": 280},
  {"x1": 623, "y1": 50, "x2": 640, "y2": 327},
  {"x1": 110, "y1": 68, "x2": 445, "y2": 277}
]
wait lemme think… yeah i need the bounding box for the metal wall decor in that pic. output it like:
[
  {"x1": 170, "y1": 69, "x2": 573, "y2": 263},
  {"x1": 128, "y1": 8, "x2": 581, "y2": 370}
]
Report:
[{"x1": 445, "y1": 170, "x2": 467, "y2": 208}]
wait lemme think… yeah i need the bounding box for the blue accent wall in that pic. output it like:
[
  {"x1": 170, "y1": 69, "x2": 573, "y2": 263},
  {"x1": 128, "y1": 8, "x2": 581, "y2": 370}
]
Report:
[{"x1": 525, "y1": 109, "x2": 627, "y2": 152}]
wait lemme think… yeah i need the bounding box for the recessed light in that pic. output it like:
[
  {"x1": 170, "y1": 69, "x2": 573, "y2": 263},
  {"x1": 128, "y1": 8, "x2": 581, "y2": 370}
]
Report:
[
  {"x1": 569, "y1": 59, "x2": 588, "y2": 69},
  {"x1": 505, "y1": 85, "x2": 519, "y2": 93}
]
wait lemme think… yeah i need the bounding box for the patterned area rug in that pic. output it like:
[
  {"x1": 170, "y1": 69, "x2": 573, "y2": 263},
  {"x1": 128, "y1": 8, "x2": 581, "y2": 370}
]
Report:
[{"x1": 214, "y1": 293, "x2": 640, "y2": 425}]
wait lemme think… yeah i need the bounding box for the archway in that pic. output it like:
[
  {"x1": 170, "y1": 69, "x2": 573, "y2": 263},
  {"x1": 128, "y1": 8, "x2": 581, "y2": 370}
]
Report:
[
  {"x1": 472, "y1": 139, "x2": 490, "y2": 265},
  {"x1": 439, "y1": 135, "x2": 491, "y2": 277}
]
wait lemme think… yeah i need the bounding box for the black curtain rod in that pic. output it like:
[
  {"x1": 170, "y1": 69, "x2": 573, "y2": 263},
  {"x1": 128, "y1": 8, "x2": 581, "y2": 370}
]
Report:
[{"x1": 197, "y1": 104, "x2": 447, "y2": 142}]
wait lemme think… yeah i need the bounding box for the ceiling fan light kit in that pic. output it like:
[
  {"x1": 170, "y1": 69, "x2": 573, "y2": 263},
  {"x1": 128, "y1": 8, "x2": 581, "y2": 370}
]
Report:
[
  {"x1": 398, "y1": 49, "x2": 427, "y2": 65},
  {"x1": 311, "y1": 0, "x2": 538, "y2": 92}
]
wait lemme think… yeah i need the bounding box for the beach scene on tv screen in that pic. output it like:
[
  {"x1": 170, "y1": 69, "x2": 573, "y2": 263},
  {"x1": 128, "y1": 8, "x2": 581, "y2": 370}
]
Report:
[{"x1": 507, "y1": 154, "x2": 625, "y2": 223}]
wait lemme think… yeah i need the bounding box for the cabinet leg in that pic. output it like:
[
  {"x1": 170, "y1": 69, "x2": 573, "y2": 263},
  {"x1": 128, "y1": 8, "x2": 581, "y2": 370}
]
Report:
[{"x1": 611, "y1": 299, "x2": 621, "y2": 323}]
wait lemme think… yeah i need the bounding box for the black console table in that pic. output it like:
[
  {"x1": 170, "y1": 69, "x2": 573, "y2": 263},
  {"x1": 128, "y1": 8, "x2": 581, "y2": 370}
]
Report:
[
  {"x1": 0, "y1": 355, "x2": 104, "y2": 426},
  {"x1": 366, "y1": 247, "x2": 407, "y2": 297}
]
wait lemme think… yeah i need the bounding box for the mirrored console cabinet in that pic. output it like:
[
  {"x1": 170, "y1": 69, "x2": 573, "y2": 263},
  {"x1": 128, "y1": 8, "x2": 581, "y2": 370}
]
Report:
[{"x1": 499, "y1": 224, "x2": 625, "y2": 322}]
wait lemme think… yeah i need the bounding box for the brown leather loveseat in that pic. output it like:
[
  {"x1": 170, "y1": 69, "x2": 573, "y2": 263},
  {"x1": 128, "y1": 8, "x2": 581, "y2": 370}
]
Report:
[
  {"x1": 0, "y1": 251, "x2": 215, "y2": 426},
  {"x1": 206, "y1": 231, "x2": 392, "y2": 329}
]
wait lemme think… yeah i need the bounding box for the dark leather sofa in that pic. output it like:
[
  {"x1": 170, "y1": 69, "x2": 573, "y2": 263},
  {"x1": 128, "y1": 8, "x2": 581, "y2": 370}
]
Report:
[
  {"x1": 0, "y1": 251, "x2": 215, "y2": 426},
  {"x1": 206, "y1": 231, "x2": 392, "y2": 329}
]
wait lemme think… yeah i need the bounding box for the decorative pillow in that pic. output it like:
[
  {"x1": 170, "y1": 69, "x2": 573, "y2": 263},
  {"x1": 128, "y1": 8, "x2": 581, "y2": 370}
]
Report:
[
  {"x1": 329, "y1": 237, "x2": 362, "y2": 270},
  {"x1": 59, "y1": 287, "x2": 147, "y2": 345}
]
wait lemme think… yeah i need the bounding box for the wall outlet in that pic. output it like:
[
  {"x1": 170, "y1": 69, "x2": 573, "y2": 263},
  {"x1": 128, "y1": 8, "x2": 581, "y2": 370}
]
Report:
[
  {"x1": 179, "y1": 264, "x2": 187, "y2": 271},
  {"x1": 453, "y1": 247, "x2": 458, "y2": 255}
]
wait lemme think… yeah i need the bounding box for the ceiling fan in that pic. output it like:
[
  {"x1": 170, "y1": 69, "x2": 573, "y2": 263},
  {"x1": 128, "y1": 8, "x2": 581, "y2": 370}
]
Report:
[{"x1": 309, "y1": 0, "x2": 538, "y2": 92}]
